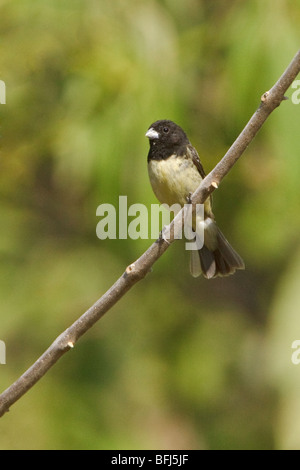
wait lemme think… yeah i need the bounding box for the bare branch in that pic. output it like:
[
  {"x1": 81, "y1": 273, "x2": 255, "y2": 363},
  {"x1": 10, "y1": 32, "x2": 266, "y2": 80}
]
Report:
[
  {"x1": 191, "y1": 49, "x2": 300, "y2": 206},
  {"x1": 1, "y1": 50, "x2": 299, "y2": 418}
]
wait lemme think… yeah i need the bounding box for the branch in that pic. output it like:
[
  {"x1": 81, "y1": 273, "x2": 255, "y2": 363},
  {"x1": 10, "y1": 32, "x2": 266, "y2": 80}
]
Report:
[{"x1": 1, "y1": 50, "x2": 300, "y2": 418}]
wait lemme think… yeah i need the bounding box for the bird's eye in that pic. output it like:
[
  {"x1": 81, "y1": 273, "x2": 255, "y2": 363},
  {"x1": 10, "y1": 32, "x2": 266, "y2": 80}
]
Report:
[{"x1": 163, "y1": 127, "x2": 169, "y2": 133}]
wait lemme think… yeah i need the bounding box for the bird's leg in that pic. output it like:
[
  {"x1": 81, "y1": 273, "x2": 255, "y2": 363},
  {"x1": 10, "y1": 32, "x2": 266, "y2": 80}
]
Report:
[{"x1": 187, "y1": 192, "x2": 193, "y2": 205}]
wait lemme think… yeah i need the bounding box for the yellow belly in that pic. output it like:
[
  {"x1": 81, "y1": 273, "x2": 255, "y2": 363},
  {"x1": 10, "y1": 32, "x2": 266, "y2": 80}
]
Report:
[{"x1": 148, "y1": 155, "x2": 212, "y2": 214}]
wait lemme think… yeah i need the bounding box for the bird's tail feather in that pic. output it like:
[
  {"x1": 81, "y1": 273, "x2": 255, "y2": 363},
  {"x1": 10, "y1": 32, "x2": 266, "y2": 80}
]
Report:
[{"x1": 190, "y1": 223, "x2": 245, "y2": 279}]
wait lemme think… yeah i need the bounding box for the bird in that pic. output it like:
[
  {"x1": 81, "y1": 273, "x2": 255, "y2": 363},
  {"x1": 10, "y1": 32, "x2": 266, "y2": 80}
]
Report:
[{"x1": 145, "y1": 119, "x2": 245, "y2": 279}]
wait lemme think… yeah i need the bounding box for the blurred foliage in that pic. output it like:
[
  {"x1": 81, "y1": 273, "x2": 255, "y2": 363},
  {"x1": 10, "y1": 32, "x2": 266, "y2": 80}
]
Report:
[{"x1": 0, "y1": 0, "x2": 300, "y2": 450}]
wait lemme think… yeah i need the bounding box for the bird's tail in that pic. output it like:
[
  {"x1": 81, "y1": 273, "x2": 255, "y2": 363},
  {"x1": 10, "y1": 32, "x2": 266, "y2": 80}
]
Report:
[{"x1": 190, "y1": 218, "x2": 245, "y2": 279}]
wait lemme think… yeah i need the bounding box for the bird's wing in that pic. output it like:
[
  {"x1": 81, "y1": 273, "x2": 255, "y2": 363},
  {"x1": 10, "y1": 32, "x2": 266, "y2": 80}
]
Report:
[
  {"x1": 187, "y1": 144, "x2": 214, "y2": 216},
  {"x1": 187, "y1": 144, "x2": 206, "y2": 179}
]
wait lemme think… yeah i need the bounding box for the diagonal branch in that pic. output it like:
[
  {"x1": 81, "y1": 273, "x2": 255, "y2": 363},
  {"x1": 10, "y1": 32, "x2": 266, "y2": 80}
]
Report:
[{"x1": 1, "y1": 50, "x2": 300, "y2": 418}]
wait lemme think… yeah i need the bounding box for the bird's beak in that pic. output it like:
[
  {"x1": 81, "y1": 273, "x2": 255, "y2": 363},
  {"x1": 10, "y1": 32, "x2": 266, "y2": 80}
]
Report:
[{"x1": 145, "y1": 128, "x2": 159, "y2": 139}]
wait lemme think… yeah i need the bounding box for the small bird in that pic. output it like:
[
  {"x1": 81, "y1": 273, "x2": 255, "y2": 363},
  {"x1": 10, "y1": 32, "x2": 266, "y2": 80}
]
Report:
[{"x1": 145, "y1": 119, "x2": 245, "y2": 279}]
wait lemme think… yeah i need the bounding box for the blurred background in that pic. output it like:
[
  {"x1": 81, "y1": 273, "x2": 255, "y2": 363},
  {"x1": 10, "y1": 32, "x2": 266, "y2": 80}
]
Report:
[{"x1": 0, "y1": 0, "x2": 300, "y2": 450}]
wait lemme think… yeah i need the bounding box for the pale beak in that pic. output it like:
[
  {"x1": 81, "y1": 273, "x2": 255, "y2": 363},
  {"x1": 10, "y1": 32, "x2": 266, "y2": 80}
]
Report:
[{"x1": 145, "y1": 128, "x2": 159, "y2": 139}]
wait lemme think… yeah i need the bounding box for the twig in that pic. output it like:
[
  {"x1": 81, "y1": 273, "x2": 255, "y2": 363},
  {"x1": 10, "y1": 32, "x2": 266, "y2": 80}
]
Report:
[{"x1": 1, "y1": 50, "x2": 299, "y2": 418}]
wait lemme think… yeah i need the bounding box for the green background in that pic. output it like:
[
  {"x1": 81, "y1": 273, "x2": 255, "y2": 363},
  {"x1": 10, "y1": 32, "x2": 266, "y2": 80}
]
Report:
[{"x1": 0, "y1": 0, "x2": 300, "y2": 450}]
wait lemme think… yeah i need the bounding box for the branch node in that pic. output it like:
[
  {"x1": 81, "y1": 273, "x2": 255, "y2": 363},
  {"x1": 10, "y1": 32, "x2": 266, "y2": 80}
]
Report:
[
  {"x1": 125, "y1": 263, "x2": 136, "y2": 274},
  {"x1": 159, "y1": 227, "x2": 171, "y2": 245},
  {"x1": 211, "y1": 181, "x2": 219, "y2": 189},
  {"x1": 67, "y1": 341, "x2": 74, "y2": 349},
  {"x1": 261, "y1": 90, "x2": 270, "y2": 102}
]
